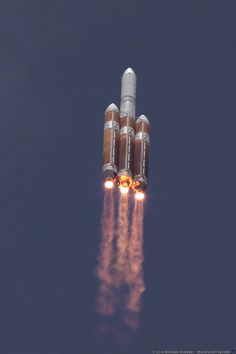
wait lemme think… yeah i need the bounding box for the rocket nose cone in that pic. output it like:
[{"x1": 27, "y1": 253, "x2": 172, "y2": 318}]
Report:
[
  {"x1": 123, "y1": 67, "x2": 136, "y2": 77},
  {"x1": 105, "y1": 103, "x2": 119, "y2": 113},
  {"x1": 137, "y1": 114, "x2": 150, "y2": 125}
]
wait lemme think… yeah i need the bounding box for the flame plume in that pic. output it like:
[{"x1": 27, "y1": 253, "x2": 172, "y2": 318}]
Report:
[
  {"x1": 114, "y1": 193, "x2": 130, "y2": 288},
  {"x1": 96, "y1": 189, "x2": 116, "y2": 316},
  {"x1": 96, "y1": 189, "x2": 145, "y2": 333},
  {"x1": 125, "y1": 200, "x2": 145, "y2": 330}
]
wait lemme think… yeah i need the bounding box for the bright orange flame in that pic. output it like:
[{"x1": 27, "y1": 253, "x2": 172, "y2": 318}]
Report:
[
  {"x1": 118, "y1": 175, "x2": 132, "y2": 194},
  {"x1": 104, "y1": 180, "x2": 114, "y2": 189},
  {"x1": 120, "y1": 186, "x2": 129, "y2": 194},
  {"x1": 135, "y1": 192, "x2": 145, "y2": 201}
]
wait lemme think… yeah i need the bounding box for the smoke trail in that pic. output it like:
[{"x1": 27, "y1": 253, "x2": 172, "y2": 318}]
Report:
[
  {"x1": 96, "y1": 189, "x2": 116, "y2": 316},
  {"x1": 125, "y1": 200, "x2": 145, "y2": 330},
  {"x1": 97, "y1": 191, "x2": 145, "y2": 333},
  {"x1": 114, "y1": 193, "x2": 130, "y2": 288}
]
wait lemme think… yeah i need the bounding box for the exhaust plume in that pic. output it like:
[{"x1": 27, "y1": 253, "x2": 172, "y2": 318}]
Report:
[
  {"x1": 126, "y1": 200, "x2": 145, "y2": 329},
  {"x1": 96, "y1": 191, "x2": 145, "y2": 333},
  {"x1": 96, "y1": 189, "x2": 116, "y2": 316},
  {"x1": 114, "y1": 193, "x2": 130, "y2": 288}
]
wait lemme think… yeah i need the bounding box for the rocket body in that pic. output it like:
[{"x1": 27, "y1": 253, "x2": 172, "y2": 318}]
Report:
[
  {"x1": 102, "y1": 68, "x2": 150, "y2": 196},
  {"x1": 102, "y1": 103, "x2": 120, "y2": 181},
  {"x1": 120, "y1": 68, "x2": 136, "y2": 119},
  {"x1": 118, "y1": 115, "x2": 135, "y2": 179},
  {"x1": 118, "y1": 68, "x2": 136, "y2": 183},
  {"x1": 133, "y1": 115, "x2": 150, "y2": 192}
]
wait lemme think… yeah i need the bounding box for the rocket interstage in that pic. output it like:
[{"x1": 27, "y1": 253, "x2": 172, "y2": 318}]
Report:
[{"x1": 102, "y1": 68, "x2": 150, "y2": 198}]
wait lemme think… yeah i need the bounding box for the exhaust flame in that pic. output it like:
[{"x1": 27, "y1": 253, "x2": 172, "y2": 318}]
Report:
[
  {"x1": 119, "y1": 186, "x2": 129, "y2": 194},
  {"x1": 96, "y1": 189, "x2": 116, "y2": 316},
  {"x1": 104, "y1": 180, "x2": 114, "y2": 189},
  {"x1": 135, "y1": 191, "x2": 145, "y2": 201}
]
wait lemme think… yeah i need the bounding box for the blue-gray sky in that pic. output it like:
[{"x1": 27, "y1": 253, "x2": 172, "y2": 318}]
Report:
[{"x1": 0, "y1": 1, "x2": 235, "y2": 353}]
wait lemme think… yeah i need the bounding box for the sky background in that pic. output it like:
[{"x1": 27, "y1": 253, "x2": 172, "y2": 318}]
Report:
[{"x1": 0, "y1": 1, "x2": 235, "y2": 353}]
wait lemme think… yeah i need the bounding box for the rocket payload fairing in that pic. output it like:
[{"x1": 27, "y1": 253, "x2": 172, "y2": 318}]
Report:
[{"x1": 102, "y1": 68, "x2": 150, "y2": 199}]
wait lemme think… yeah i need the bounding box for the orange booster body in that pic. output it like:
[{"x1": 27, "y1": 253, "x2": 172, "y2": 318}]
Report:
[
  {"x1": 118, "y1": 115, "x2": 135, "y2": 187},
  {"x1": 133, "y1": 115, "x2": 150, "y2": 192},
  {"x1": 102, "y1": 104, "x2": 120, "y2": 181}
]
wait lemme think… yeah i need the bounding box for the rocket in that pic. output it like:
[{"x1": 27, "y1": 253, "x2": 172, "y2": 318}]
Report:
[{"x1": 102, "y1": 68, "x2": 150, "y2": 200}]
